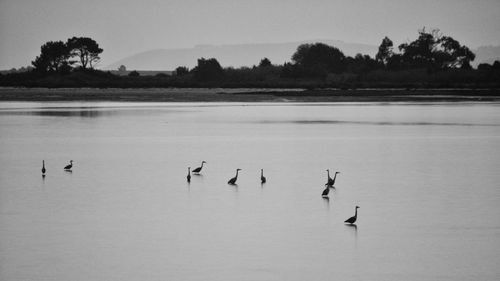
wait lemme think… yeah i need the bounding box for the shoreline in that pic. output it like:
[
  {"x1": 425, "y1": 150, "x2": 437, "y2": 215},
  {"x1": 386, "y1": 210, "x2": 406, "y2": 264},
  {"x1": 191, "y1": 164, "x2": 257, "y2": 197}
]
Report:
[{"x1": 1, "y1": 87, "x2": 499, "y2": 103}]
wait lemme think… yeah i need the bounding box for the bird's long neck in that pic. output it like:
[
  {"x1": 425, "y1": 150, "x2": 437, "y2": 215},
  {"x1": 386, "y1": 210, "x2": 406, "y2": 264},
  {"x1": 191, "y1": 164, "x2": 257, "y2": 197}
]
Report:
[
  {"x1": 333, "y1": 173, "x2": 337, "y2": 182},
  {"x1": 235, "y1": 170, "x2": 239, "y2": 178},
  {"x1": 354, "y1": 208, "x2": 358, "y2": 218},
  {"x1": 327, "y1": 170, "x2": 330, "y2": 178},
  {"x1": 201, "y1": 162, "x2": 204, "y2": 168},
  {"x1": 261, "y1": 170, "x2": 263, "y2": 177},
  {"x1": 188, "y1": 167, "x2": 190, "y2": 174},
  {"x1": 42, "y1": 161, "x2": 45, "y2": 168}
]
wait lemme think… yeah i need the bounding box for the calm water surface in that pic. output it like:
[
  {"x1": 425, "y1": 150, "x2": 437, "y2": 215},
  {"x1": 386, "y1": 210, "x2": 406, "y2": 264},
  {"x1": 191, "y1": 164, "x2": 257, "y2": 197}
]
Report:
[{"x1": 1, "y1": 101, "x2": 499, "y2": 281}]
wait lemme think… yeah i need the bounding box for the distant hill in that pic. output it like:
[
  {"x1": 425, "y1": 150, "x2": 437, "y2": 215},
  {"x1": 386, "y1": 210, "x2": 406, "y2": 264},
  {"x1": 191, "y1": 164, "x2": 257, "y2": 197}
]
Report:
[
  {"x1": 104, "y1": 40, "x2": 378, "y2": 71},
  {"x1": 101, "y1": 41, "x2": 500, "y2": 71},
  {"x1": 473, "y1": 45, "x2": 500, "y2": 66}
]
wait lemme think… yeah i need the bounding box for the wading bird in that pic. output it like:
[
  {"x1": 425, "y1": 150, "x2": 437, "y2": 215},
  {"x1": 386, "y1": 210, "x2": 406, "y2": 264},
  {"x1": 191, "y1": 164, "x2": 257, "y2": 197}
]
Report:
[
  {"x1": 326, "y1": 170, "x2": 340, "y2": 187},
  {"x1": 228, "y1": 169, "x2": 241, "y2": 185},
  {"x1": 187, "y1": 167, "x2": 191, "y2": 183},
  {"x1": 344, "y1": 206, "x2": 360, "y2": 224},
  {"x1": 42, "y1": 160, "x2": 46, "y2": 175},
  {"x1": 192, "y1": 161, "x2": 206, "y2": 174},
  {"x1": 261, "y1": 169, "x2": 266, "y2": 184},
  {"x1": 64, "y1": 160, "x2": 73, "y2": 171}
]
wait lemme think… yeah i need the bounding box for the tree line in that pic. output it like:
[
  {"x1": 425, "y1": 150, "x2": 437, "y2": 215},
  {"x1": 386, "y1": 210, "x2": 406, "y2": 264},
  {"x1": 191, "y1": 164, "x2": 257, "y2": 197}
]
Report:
[{"x1": 1, "y1": 29, "x2": 499, "y2": 88}]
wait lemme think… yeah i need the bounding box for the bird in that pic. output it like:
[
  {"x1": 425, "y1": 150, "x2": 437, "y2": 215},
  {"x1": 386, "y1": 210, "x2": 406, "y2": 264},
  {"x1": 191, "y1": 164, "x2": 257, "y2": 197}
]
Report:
[
  {"x1": 64, "y1": 160, "x2": 73, "y2": 170},
  {"x1": 344, "y1": 206, "x2": 360, "y2": 224},
  {"x1": 326, "y1": 170, "x2": 340, "y2": 187},
  {"x1": 260, "y1": 169, "x2": 266, "y2": 184},
  {"x1": 192, "y1": 161, "x2": 206, "y2": 174},
  {"x1": 322, "y1": 186, "x2": 330, "y2": 197},
  {"x1": 41, "y1": 160, "x2": 46, "y2": 175},
  {"x1": 228, "y1": 169, "x2": 241, "y2": 185},
  {"x1": 187, "y1": 167, "x2": 191, "y2": 183}
]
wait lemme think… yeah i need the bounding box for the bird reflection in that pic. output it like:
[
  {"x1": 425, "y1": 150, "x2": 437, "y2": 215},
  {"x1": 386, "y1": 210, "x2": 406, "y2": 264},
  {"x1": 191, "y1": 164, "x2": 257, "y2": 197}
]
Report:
[
  {"x1": 322, "y1": 196, "x2": 330, "y2": 209},
  {"x1": 346, "y1": 223, "x2": 357, "y2": 230},
  {"x1": 345, "y1": 223, "x2": 358, "y2": 241}
]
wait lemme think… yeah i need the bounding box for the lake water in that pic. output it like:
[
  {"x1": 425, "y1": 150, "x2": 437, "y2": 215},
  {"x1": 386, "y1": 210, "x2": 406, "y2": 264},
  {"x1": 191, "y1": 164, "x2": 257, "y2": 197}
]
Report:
[{"x1": 1, "y1": 101, "x2": 499, "y2": 281}]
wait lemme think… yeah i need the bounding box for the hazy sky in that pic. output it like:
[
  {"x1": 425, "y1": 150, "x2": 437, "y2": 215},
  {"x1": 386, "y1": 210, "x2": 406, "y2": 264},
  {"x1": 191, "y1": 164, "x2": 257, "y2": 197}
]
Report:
[{"x1": 1, "y1": 0, "x2": 500, "y2": 69}]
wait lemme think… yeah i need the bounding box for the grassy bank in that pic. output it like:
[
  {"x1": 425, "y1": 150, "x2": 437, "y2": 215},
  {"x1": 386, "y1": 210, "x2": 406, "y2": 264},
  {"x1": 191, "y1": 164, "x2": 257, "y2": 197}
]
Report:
[{"x1": 1, "y1": 87, "x2": 499, "y2": 102}]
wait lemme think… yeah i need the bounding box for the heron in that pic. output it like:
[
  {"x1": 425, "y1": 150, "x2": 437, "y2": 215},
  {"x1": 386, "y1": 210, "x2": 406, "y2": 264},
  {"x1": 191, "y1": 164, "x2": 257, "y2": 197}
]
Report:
[
  {"x1": 42, "y1": 160, "x2": 46, "y2": 175},
  {"x1": 187, "y1": 167, "x2": 191, "y2": 183},
  {"x1": 344, "y1": 206, "x2": 360, "y2": 224},
  {"x1": 228, "y1": 169, "x2": 241, "y2": 185},
  {"x1": 261, "y1": 169, "x2": 266, "y2": 184},
  {"x1": 326, "y1": 170, "x2": 340, "y2": 187},
  {"x1": 64, "y1": 160, "x2": 73, "y2": 171},
  {"x1": 192, "y1": 161, "x2": 206, "y2": 174}
]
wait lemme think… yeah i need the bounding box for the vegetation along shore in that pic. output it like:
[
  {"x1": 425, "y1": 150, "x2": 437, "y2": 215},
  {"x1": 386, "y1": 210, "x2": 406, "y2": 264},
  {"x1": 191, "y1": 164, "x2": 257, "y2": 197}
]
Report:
[
  {"x1": 1, "y1": 87, "x2": 499, "y2": 102},
  {"x1": 1, "y1": 28, "x2": 499, "y2": 98}
]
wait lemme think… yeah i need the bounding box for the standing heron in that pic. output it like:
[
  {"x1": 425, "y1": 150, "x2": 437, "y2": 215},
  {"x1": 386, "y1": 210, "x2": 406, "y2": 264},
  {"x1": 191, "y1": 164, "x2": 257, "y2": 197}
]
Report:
[
  {"x1": 344, "y1": 206, "x2": 360, "y2": 224},
  {"x1": 326, "y1": 170, "x2": 340, "y2": 186},
  {"x1": 260, "y1": 169, "x2": 266, "y2": 184},
  {"x1": 64, "y1": 160, "x2": 73, "y2": 171},
  {"x1": 228, "y1": 169, "x2": 241, "y2": 185},
  {"x1": 192, "y1": 161, "x2": 206, "y2": 174},
  {"x1": 187, "y1": 167, "x2": 191, "y2": 183},
  {"x1": 41, "y1": 160, "x2": 46, "y2": 175}
]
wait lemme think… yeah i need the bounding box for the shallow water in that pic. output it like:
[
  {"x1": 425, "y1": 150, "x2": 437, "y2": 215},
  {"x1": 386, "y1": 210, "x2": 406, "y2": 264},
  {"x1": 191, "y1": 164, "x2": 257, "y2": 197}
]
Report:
[{"x1": 1, "y1": 101, "x2": 500, "y2": 281}]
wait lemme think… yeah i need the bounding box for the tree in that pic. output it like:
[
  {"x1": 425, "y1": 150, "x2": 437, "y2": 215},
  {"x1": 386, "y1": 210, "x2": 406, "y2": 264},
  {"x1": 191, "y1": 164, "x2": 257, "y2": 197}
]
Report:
[
  {"x1": 66, "y1": 37, "x2": 103, "y2": 69},
  {"x1": 346, "y1": 53, "x2": 380, "y2": 74},
  {"x1": 397, "y1": 28, "x2": 475, "y2": 70},
  {"x1": 175, "y1": 66, "x2": 189, "y2": 76},
  {"x1": 436, "y1": 36, "x2": 475, "y2": 69},
  {"x1": 128, "y1": 70, "x2": 140, "y2": 77},
  {"x1": 118, "y1": 65, "x2": 126, "y2": 72},
  {"x1": 375, "y1": 37, "x2": 393, "y2": 65},
  {"x1": 32, "y1": 41, "x2": 71, "y2": 73},
  {"x1": 192, "y1": 58, "x2": 224, "y2": 81},
  {"x1": 258, "y1": 57, "x2": 272, "y2": 67},
  {"x1": 291, "y1": 43, "x2": 346, "y2": 77}
]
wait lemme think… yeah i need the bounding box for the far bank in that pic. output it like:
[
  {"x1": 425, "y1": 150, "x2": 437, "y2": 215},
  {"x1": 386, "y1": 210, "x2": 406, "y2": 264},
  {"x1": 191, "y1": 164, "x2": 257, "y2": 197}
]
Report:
[{"x1": 1, "y1": 87, "x2": 499, "y2": 103}]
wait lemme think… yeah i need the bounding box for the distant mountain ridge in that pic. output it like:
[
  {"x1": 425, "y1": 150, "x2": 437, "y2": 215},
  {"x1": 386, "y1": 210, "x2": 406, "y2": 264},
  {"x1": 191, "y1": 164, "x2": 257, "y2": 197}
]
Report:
[
  {"x1": 104, "y1": 40, "x2": 377, "y2": 71},
  {"x1": 474, "y1": 45, "x2": 500, "y2": 65},
  {"x1": 104, "y1": 40, "x2": 500, "y2": 71}
]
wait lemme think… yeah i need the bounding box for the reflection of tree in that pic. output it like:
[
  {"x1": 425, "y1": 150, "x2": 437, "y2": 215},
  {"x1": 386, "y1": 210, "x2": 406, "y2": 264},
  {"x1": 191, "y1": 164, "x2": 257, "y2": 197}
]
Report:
[{"x1": 31, "y1": 109, "x2": 112, "y2": 118}]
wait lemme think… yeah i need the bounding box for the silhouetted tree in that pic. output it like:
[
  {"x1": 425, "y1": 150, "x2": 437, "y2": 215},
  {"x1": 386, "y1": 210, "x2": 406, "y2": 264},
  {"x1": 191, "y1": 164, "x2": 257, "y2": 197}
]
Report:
[
  {"x1": 493, "y1": 60, "x2": 500, "y2": 70},
  {"x1": 175, "y1": 66, "x2": 189, "y2": 76},
  {"x1": 346, "y1": 53, "x2": 380, "y2": 74},
  {"x1": 435, "y1": 36, "x2": 475, "y2": 69},
  {"x1": 398, "y1": 28, "x2": 475, "y2": 70},
  {"x1": 291, "y1": 43, "x2": 346, "y2": 77},
  {"x1": 375, "y1": 37, "x2": 393, "y2": 66},
  {"x1": 258, "y1": 57, "x2": 272, "y2": 67},
  {"x1": 192, "y1": 58, "x2": 224, "y2": 81},
  {"x1": 32, "y1": 41, "x2": 71, "y2": 73},
  {"x1": 128, "y1": 70, "x2": 140, "y2": 77},
  {"x1": 118, "y1": 65, "x2": 126, "y2": 72},
  {"x1": 66, "y1": 37, "x2": 103, "y2": 69}
]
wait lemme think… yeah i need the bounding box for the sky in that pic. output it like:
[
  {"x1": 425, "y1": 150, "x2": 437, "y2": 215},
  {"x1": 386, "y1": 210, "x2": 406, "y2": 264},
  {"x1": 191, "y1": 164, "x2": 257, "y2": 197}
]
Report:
[{"x1": 1, "y1": 0, "x2": 500, "y2": 69}]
